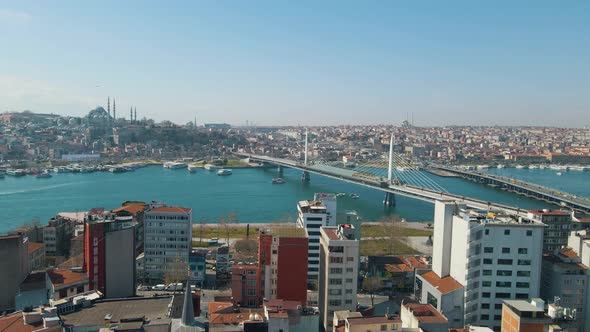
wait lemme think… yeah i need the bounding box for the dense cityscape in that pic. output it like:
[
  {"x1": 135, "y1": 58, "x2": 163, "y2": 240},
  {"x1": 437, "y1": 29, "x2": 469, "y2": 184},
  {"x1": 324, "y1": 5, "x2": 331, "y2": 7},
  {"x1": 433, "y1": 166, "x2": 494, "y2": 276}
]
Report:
[{"x1": 1, "y1": 108, "x2": 590, "y2": 332}]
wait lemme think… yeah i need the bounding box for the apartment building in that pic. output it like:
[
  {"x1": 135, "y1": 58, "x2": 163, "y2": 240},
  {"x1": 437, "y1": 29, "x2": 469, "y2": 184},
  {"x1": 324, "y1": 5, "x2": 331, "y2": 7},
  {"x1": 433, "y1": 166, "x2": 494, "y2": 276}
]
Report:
[
  {"x1": 297, "y1": 199, "x2": 329, "y2": 284},
  {"x1": 527, "y1": 209, "x2": 572, "y2": 252},
  {"x1": 318, "y1": 224, "x2": 359, "y2": 332}
]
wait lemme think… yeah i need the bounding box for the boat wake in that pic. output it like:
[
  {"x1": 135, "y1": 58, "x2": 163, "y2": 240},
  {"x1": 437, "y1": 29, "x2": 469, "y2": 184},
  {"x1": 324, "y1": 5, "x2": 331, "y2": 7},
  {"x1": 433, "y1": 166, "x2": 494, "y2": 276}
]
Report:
[{"x1": 0, "y1": 182, "x2": 80, "y2": 196}]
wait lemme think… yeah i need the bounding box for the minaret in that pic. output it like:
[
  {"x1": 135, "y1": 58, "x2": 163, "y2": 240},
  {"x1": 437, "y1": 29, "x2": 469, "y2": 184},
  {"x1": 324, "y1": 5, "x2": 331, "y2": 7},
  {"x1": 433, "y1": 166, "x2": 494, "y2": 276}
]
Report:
[
  {"x1": 181, "y1": 279, "x2": 195, "y2": 326},
  {"x1": 113, "y1": 99, "x2": 116, "y2": 120},
  {"x1": 134, "y1": 107, "x2": 137, "y2": 122},
  {"x1": 107, "y1": 97, "x2": 111, "y2": 117},
  {"x1": 130, "y1": 107, "x2": 133, "y2": 123}
]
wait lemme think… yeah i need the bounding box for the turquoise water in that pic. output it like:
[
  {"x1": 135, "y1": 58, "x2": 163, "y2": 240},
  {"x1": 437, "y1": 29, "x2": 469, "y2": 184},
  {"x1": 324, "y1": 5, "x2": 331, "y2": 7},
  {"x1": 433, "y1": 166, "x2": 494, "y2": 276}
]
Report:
[{"x1": 1, "y1": 165, "x2": 586, "y2": 234}]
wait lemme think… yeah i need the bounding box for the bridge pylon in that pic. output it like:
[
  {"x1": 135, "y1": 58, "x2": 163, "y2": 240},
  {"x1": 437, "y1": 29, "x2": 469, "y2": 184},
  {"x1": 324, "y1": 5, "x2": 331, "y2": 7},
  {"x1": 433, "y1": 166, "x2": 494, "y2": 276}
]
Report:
[
  {"x1": 301, "y1": 171, "x2": 310, "y2": 182},
  {"x1": 277, "y1": 165, "x2": 284, "y2": 177},
  {"x1": 383, "y1": 192, "x2": 396, "y2": 206}
]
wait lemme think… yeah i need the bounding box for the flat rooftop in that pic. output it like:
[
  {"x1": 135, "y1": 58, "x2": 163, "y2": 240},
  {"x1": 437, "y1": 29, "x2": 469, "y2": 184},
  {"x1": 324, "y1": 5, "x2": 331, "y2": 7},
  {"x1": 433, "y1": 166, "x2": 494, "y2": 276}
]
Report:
[
  {"x1": 260, "y1": 227, "x2": 307, "y2": 238},
  {"x1": 298, "y1": 200, "x2": 327, "y2": 214},
  {"x1": 60, "y1": 296, "x2": 173, "y2": 327},
  {"x1": 503, "y1": 300, "x2": 545, "y2": 314}
]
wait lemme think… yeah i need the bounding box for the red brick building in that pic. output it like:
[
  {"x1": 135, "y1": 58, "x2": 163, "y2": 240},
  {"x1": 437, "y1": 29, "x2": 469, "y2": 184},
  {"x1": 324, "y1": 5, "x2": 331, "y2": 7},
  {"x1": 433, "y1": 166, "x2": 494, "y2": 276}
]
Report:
[
  {"x1": 231, "y1": 265, "x2": 260, "y2": 307},
  {"x1": 258, "y1": 227, "x2": 308, "y2": 306}
]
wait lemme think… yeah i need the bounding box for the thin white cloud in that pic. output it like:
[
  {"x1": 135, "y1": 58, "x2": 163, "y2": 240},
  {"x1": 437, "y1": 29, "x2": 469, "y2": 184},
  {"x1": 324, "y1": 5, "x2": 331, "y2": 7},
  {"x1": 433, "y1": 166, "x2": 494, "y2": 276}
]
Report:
[
  {"x1": 0, "y1": 8, "x2": 32, "y2": 24},
  {"x1": 0, "y1": 75, "x2": 99, "y2": 115}
]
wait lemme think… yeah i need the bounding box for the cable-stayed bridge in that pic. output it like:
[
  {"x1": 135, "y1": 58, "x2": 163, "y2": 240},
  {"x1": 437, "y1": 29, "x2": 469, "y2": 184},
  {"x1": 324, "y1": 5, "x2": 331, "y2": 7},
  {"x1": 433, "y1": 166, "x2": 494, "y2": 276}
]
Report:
[{"x1": 235, "y1": 133, "x2": 527, "y2": 214}]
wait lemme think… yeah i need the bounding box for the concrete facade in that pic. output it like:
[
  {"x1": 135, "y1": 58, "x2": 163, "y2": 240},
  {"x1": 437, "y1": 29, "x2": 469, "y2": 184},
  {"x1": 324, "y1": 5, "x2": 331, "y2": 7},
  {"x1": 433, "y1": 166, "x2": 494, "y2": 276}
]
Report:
[
  {"x1": 0, "y1": 234, "x2": 30, "y2": 311},
  {"x1": 318, "y1": 225, "x2": 359, "y2": 332},
  {"x1": 104, "y1": 226, "x2": 135, "y2": 298}
]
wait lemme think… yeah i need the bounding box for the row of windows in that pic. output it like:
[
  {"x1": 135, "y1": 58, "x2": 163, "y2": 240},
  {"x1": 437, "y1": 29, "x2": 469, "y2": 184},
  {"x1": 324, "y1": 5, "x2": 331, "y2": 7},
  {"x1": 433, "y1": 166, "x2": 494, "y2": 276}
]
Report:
[
  {"x1": 485, "y1": 229, "x2": 533, "y2": 236},
  {"x1": 482, "y1": 281, "x2": 530, "y2": 288},
  {"x1": 146, "y1": 215, "x2": 189, "y2": 220},
  {"x1": 481, "y1": 292, "x2": 529, "y2": 299},
  {"x1": 483, "y1": 270, "x2": 531, "y2": 277},
  {"x1": 145, "y1": 237, "x2": 190, "y2": 242},
  {"x1": 145, "y1": 243, "x2": 189, "y2": 249},
  {"x1": 483, "y1": 247, "x2": 528, "y2": 254},
  {"x1": 145, "y1": 229, "x2": 186, "y2": 235},
  {"x1": 483, "y1": 259, "x2": 531, "y2": 266},
  {"x1": 329, "y1": 278, "x2": 354, "y2": 285},
  {"x1": 146, "y1": 222, "x2": 188, "y2": 228}
]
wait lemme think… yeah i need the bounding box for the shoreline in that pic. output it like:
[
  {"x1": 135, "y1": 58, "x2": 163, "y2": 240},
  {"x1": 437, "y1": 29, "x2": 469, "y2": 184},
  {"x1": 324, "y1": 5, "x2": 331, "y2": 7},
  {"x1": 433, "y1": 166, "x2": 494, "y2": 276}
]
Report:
[{"x1": 193, "y1": 220, "x2": 433, "y2": 231}]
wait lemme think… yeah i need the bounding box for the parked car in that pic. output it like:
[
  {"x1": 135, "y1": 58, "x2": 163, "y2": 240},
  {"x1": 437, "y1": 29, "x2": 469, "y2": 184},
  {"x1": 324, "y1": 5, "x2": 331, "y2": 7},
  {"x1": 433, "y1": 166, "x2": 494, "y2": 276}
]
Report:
[
  {"x1": 137, "y1": 285, "x2": 150, "y2": 291},
  {"x1": 166, "y1": 283, "x2": 183, "y2": 291},
  {"x1": 152, "y1": 284, "x2": 165, "y2": 291}
]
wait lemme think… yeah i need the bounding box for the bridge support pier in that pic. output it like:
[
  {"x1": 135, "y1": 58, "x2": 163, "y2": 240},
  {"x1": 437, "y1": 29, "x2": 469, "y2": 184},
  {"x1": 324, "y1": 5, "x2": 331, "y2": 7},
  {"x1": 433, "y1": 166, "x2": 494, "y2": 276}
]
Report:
[
  {"x1": 301, "y1": 171, "x2": 310, "y2": 182},
  {"x1": 277, "y1": 165, "x2": 284, "y2": 177},
  {"x1": 383, "y1": 192, "x2": 396, "y2": 206}
]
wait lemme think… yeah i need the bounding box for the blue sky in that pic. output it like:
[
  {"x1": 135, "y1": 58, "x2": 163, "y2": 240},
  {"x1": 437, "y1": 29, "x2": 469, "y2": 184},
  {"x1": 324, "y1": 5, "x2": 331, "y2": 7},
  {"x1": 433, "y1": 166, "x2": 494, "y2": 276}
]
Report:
[{"x1": 0, "y1": 1, "x2": 589, "y2": 126}]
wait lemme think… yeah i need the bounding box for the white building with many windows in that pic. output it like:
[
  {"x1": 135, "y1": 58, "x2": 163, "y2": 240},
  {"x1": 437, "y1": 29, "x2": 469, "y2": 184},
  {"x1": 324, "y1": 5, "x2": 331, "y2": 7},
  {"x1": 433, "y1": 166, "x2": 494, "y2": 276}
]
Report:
[
  {"x1": 318, "y1": 224, "x2": 358, "y2": 332},
  {"x1": 297, "y1": 200, "x2": 329, "y2": 284},
  {"x1": 417, "y1": 200, "x2": 545, "y2": 330},
  {"x1": 143, "y1": 204, "x2": 192, "y2": 281}
]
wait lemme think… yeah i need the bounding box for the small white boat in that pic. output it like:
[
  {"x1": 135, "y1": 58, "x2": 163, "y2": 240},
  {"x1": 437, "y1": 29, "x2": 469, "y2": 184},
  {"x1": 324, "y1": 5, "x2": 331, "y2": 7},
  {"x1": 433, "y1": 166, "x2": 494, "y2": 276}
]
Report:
[
  {"x1": 217, "y1": 169, "x2": 232, "y2": 176},
  {"x1": 204, "y1": 164, "x2": 221, "y2": 171},
  {"x1": 476, "y1": 165, "x2": 489, "y2": 169},
  {"x1": 36, "y1": 171, "x2": 52, "y2": 179},
  {"x1": 569, "y1": 165, "x2": 585, "y2": 171},
  {"x1": 538, "y1": 165, "x2": 546, "y2": 170},
  {"x1": 515, "y1": 165, "x2": 525, "y2": 169},
  {"x1": 272, "y1": 178, "x2": 285, "y2": 184},
  {"x1": 336, "y1": 192, "x2": 347, "y2": 197},
  {"x1": 6, "y1": 169, "x2": 26, "y2": 177},
  {"x1": 349, "y1": 193, "x2": 359, "y2": 199},
  {"x1": 528, "y1": 165, "x2": 539, "y2": 169},
  {"x1": 556, "y1": 172, "x2": 562, "y2": 176},
  {"x1": 164, "y1": 161, "x2": 187, "y2": 169},
  {"x1": 497, "y1": 164, "x2": 505, "y2": 169}
]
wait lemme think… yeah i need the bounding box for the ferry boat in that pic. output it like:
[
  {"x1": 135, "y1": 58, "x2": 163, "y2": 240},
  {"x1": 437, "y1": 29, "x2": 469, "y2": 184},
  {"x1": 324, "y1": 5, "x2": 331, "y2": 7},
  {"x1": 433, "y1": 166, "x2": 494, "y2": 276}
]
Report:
[
  {"x1": 204, "y1": 164, "x2": 221, "y2": 171},
  {"x1": 217, "y1": 169, "x2": 232, "y2": 176},
  {"x1": 163, "y1": 161, "x2": 187, "y2": 169},
  {"x1": 109, "y1": 166, "x2": 127, "y2": 173},
  {"x1": 188, "y1": 165, "x2": 199, "y2": 173},
  {"x1": 515, "y1": 165, "x2": 525, "y2": 169},
  {"x1": 36, "y1": 171, "x2": 52, "y2": 179},
  {"x1": 556, "y1": 172, "x2": 563, "y2": 176},
  {"x1": 272, "y1": 178, "x2": 285, "y2": 184},
  {"x1": 6, "y1": 169, "x2": 26, "y2": 177}
]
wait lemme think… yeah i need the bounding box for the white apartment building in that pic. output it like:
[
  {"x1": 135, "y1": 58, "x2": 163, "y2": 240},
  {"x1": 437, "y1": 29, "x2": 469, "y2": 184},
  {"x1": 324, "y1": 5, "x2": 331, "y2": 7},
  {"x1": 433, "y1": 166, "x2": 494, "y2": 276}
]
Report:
[
  {"x1": 314, "y1": 193, "x2": 337, "y2": 225},
  {"x1": 318, "y1": 224, "x2": 359, "y2": 332},
  {"x1": 297, "y1": 200, "x2": 329, "y2": 283},
  {"x1": 143, "y1": 204, "x2": 192, "y2": 281},
  {"x1": 417, "y1": 200, "x2": 545, "y2": 330}
]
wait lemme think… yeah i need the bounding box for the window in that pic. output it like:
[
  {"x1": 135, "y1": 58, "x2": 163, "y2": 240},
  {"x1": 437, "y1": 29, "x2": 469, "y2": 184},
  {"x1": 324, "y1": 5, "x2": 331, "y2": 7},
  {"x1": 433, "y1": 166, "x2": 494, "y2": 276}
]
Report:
[
  {"x1": 247, "y1": 289, "x2": 256, "y2": 296},
  {"x1": 496, "y1": 281, "x2": 511, "y2": 288},
  {"x1": 483, "y1": 270, "x2": 492, "y2": 276},
  {"x1": 518, "y1": 259, "x2": 531, "y2": 266},
  {"x1": 330, "y1": 257, "x2": 343, "y2": 263},
  {"x1": 345, "y1": 289, "x2": 353, "y2": 294},
  {"x1": 330, "y1": 268, "x2": 343, "y2": 274},
  {"x1": 484, "y1": 247, "x2": 493, "y2": 253},
  {"x1": 346, "y1": 278, "x2": 353, "y2": 283},
  {"x1": 381, "y1": 325, "x2": 387, "y2": 331},
  {"x1": 485, "y1": 229, "x2": 489, "y2": 235},
  {"x1": 427, "y1": 292, "x2": 438, "y2": 308},
  {"x1": 329, "y1": 300, "x2": 341, "y2": 306},
  {"x1": 516, "y1": 293, "x2": 529, "y2": 299},
  {"x1": 518, "y1": 248, "x2": 528, "y2": 254},
  {"x1": 497, "y1": 270, "x2": 512, "y2": 277},
  {"x1": 516, "y1": 282, "x2": 530, "y2": 288},
  {"x1": 482, "y1": 292, "x2": 491, "y2": 298},
  {"x1": 347, "y1": 257, "x2": 354, "y2": 262},
  {"x1": 481, "y1": 303, "x2": 490, "y2": 309},
  {"x1": 329, "y1": 289, "x2": 342, "y2": 295},
  {"x1": 329, "y1": 279, "x2": 342, "y2": 285},
  {"x1": 502, "y1": 247, "x2": 510, "y2": 254},
  {"x1": 498, "y1": 259, "x2": 513, "y2": 265},
  {"x1": 345, "y1": 300, "x2": 353, "y2": 305},
  {"x1": 483, "y1": 259, "x2": 493, "y2": 265},
  {"x1": 517, "y1": 271, "x2": 530, "y2": 277},
  {"x1": 482, "y1": 281, "x2": 491, "y2": 287},
  {"x1": 526, "y1": 230, "x2": 532, "y2": 236},
  {"x1": 496, "y1": 292, "x2": 511, "y2": 299},
  {"x1": 504, "y1": 230, "x2": 511, "y2": 235},
  {"x1": 480, "y1": 314, "x2": 489, "y2": 320}
]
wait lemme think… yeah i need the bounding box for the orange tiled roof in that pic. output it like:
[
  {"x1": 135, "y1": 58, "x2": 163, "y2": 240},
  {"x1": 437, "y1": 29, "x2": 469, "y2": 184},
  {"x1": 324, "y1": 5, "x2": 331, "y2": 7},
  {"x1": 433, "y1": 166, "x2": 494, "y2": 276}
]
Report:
[
  {"x1": 112, "y1": 204, "x2": 145, "y2": 216},
  {"x1": 208, "y1": 302, "x2": 264, "y2": 325},
  {"x1": 28, "y1": 242, "x2": 45, "y2": 254},
  {"x1": 403, "y1": 303, "x2": 448, "y2": 323},
  {"x1": 385, "y1": 263, "x2": 413, "y2": 273},
  {"x1": 149, "y1": 206, "x2": 192, "y2": 214},
  {"x1": 420, "y1": 271, "x2": 463, "y2": 294},
  {"x1": 48, "y1": 269, "x2": 88, "y2": 288},
  {"x1": 0, "y1": 312, "x2": 43, "y2": 332}
]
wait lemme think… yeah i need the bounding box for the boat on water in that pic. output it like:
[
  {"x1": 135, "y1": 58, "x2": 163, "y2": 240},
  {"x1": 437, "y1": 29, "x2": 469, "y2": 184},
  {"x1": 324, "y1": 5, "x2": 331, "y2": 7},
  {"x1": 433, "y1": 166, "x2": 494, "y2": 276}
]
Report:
[
  {"x1": 204, "y1": 164, "x2": 221, "y2": 171},
  {"x1": 515, "y1": 165, "x2": 525, "y2": 169},
  {"x1": 188, "y1": 165, "x2": 199, "y2": 173},
  {"x1": 336, "y1": 192, "x2": 347, "y2": 197},
  {"x1": 36, "y1": 171, "x2": 52, "y2": 179},
  {"x1": 569, "y1": 165, "x2": 586, "y2": 171},
  {"x1": 476, "y1": 165, "x2": 489, "y2": 169},
  {"x1": 163, "y1": 161, "x2": 187, "y2": 169},
  {"x1": 497, "y1": 164, "x2": 505, "y2": 169},
  {"x1": 217, "y1": 169, "x2": 232, "y2": 176},
  {"x1": 538, "y1": 165, "x2": 547, "y2": 170},
  {"x1": 528, "y1": 165, "x2": 539, "y2": 169},
  {"x1": 556, "y1": 172, "x2": 562, "y2": 176},
  {"x1": 6, "y1": 169, "x2": 26, "y2": 177},
  {"x1": 109, "y1": 166, "x2": 127, "y2": 173},
  {"x1": 272, "y1": 178, "x2": 285, "y2": 184},
  {"x1": 349, "y1": 193, "x2": 359, "y2": 199}
]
